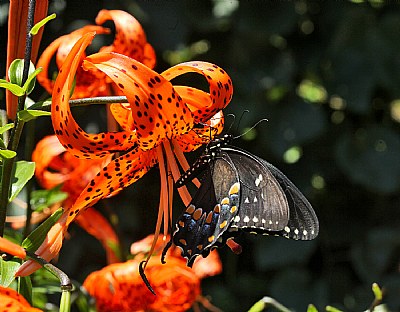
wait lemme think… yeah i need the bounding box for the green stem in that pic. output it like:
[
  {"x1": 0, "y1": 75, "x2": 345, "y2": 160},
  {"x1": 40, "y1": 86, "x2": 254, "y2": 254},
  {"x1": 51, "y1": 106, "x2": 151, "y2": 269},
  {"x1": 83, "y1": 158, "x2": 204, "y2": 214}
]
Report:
[
  {"x1": 35, "y1": 96, "x2": 129, "y2": 111},
  {"x1": 23, "y1": 121, "x2": 35, "y2": 238},
  {"x1": 0, "y1": 0, "x2": 36, "y2": 236},
  {"x1": 60, "y1": 290, "x2": 71, "y2": 312},
  {"x1": 25, "y1": 251, "x2": 72, "y2": 312}
]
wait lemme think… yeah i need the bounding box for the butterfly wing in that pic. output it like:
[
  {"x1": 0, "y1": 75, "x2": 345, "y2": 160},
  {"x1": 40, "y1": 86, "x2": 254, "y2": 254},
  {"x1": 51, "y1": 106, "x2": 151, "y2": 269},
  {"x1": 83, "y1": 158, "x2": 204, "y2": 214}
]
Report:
[
  {"x1": 172, "y1": 151, "x2": 240, "y2": 266},
  {"x1": 262, "y1": 160, "x2": 319, "y2": 240},
  {"x1": 221, "y1": 147, "x2": 290, "y2": 232}
]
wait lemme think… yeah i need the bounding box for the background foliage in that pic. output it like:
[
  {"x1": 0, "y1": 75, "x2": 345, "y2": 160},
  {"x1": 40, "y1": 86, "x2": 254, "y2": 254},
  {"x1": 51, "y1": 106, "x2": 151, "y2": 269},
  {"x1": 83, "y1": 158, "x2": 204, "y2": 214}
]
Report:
[{"x1": 1, "y1": 0, "x2": 400, "y2": 311}]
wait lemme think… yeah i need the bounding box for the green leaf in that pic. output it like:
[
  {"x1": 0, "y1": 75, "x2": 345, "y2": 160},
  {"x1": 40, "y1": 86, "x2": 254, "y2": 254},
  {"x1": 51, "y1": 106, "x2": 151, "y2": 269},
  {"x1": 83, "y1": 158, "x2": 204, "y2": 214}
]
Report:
[
  {"x1": 8, "y1": 59, "x2": 35, "y2": 86},
  {"x1": 0, "y1": 258, "x2": 20, "y2": 287},
  {"x1": 22, "y1": 67, "x2": 42, "y2": 95},
  {"x1": 22, "y1": 208, "x2": 63, "y2": 253},
  {"x1": 30, "y1": 186, "x2": 68, "y2": 212},
  {"x1": 0, "y1": 123, "x2": 14, "y2": 135},
  {"x1": 0, "y1": 150, "x2": 17, "y2": 159},
  {"x1": 18, "y1": 276, "x2": 33, "y2": 305},
  {"x1": 30, "y1": 13, "x2": 56, "y2": 35},
  {"x1": 17, "y1": 109, "x2": 51, "y2": 122},
  {"x1": 9, "y1": 161, "x2": 35, "y2": 201},
  {"x1": 0, "y1": 80, "x2": 25, "y2": 96},
  {"x1": 307, "y1": 304, "x2": 319, "y2": 312},
  {"x1": 27, "y1": 98, "x2": 51, "y2": 110}
]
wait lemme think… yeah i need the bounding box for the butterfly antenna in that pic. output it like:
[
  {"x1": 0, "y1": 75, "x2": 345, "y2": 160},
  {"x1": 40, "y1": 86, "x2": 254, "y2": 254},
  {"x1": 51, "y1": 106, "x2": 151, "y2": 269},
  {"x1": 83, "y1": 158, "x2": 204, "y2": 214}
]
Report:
[
  {"x1": 225, "y1": 113, "x2": 236, "y2": 134},
  {"x1": 233, "y1": 118, "x2": 268, "y2": 140},
  {"x1": 235, "y1": 110, "x2": 249, "y2": 133}
]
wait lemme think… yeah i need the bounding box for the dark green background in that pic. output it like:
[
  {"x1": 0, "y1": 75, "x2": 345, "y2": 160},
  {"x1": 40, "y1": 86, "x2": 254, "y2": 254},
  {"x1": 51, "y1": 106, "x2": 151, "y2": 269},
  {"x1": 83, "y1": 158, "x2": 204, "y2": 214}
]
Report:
[{"x1": 1, "y1": 1, "x2": 400, "y2": 311}]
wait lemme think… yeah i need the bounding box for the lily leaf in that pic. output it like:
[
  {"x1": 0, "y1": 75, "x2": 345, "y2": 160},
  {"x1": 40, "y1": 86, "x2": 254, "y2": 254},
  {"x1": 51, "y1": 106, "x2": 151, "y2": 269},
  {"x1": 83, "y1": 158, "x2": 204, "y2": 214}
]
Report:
[
  {"x1": 0, "y1": 123, "x2": 14, "y2": 135},
  {"x1": 0, "y1": 150, "x2": 17, "y2": 159},
  {"x1": 22, "y1": 208, "x2": 63, "y2": 253},
  {"x1": 9, "y1": 161, "x2": 35, "y2": 201},
  {"x1": 30, "y1": 13, "x2": 56, "y2": 35},
  {"x1": 0, "y1": 80, "x2": 24, "y2": 96},
  {"x1": 0, "y1": 258, "x2": 20, "y2": 287},
  {"x1": 18, "y1": 109, "x2": 51, "y2": 122}
]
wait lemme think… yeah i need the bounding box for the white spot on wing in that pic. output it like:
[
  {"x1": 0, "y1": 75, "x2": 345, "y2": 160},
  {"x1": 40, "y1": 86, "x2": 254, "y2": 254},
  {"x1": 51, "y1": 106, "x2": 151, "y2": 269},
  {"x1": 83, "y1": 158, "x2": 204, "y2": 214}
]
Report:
[
  {"x1": 234, "y1": 215, "x2": 240, "y2": 222},
  {"x1": 252, "y1": 216, "x2": 259, "y2": 223},
  {"x1": 243, "y1": 216, "x2": 250, "y2": 222},
  {"x1": 253, "y1": 196, "x2": 258, "y2": 203},
  {"x1": 244, "y1": 197, "x2": 250, "y2": 203},
  {"x1": 255, "y1": 174, "x2": 263, "y2": 187}
]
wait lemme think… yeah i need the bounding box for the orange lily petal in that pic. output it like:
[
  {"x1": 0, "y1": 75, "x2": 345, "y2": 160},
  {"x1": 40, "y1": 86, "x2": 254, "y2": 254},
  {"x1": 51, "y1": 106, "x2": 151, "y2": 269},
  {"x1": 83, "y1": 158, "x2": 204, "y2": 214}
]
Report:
[
  {"x1": 16, "y1": 213, "x2": 67, "y2": 277},
  {"x1": 33, "y1": 135, "x2": 111, "y2": 199},
  {"x1": 65, "y1": 147, "x2": 157, "y2": 227},
  {"x1": 162, "y1": 62, "x2": 233, "y2": 123},
  {"x1": 0, "y1": 286, "x2": 43, "y2": 312},
  {"x1": 83, "y1": 257, "x2": 200, "y2": 312},
  {"x1": 6, "y1": 0, "x2": 48, "y2": 119},
  {"x1": 96, "y1": 9, "x2": 156, "y2": 69},
  {"x1": 51, "y1": 32, "x2": 136, "y2": 159},
  {"x1": 0, "y1": 236, "x2": 26, "y2": 259},
  {"x1": 32, "y1": 135, "x2": 73, "y2": 188},
  {"x1": 37, "y1": 25, "x2": 110, "y2": 97},
  {"x1": 75, "y1": 207, "x2": 120, "y2": 264},
  {"x1": 83, "y1": 52, "x2": 194, "y2": 151},
  {"x1": 109, "y1": 103, "x2": 135, "y2": 131}
]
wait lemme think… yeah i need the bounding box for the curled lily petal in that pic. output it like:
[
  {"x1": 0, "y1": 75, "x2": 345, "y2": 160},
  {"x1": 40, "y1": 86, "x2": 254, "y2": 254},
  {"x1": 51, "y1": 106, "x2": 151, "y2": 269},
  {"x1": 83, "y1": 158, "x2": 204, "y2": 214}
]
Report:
[
  {"x1": 51, "y1": 32, "x2": 136, "y2": 159},
  {"x1": 162, "y1": 62, "x2": 233, "y2": 122},
  {"x1": 83, "y1": 52, "x2": 195, "y2": 151},
  {"x1": 0, "y1": 236, "x2": 26, "y2": 259},
  {"x1": 36, "y1": 25, "x2": 110, "y2": 97},
  {"x1": 96, "y1": 9, "x2": 156, "y2": 69},
  {"x1": 109, "y1": 103, "x2": 135, "y2": 131},
  {"x1": 16, "y1": 213, "x2": 68, "y2": 277}
]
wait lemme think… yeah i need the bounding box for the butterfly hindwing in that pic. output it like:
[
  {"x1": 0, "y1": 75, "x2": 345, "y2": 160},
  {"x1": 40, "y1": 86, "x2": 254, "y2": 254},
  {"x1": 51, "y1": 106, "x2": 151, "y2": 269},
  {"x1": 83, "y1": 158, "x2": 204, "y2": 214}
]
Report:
[
  {"x1": 172, "y1": 151, "x2": 240, "y2": 266},
  {"x1": 261, "y1": 160, "x2": 319, "y2": 240}
]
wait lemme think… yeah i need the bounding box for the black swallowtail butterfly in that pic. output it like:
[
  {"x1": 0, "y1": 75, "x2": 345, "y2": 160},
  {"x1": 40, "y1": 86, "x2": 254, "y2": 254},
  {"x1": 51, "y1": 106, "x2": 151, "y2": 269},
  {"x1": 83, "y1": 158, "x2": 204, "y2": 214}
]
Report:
[{"x1": 163, "y1": 134, "x2": 319, "y2": 267}]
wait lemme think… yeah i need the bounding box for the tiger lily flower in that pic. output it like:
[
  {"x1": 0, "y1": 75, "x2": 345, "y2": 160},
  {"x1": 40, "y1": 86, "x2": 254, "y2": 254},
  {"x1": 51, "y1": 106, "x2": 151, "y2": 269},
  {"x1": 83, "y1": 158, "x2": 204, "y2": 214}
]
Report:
[
  {"x1": 6, "y1": 0, "x2": 48, "y2": 119},
  {"x1": 17, "y1": 32, "x2": 232, "y2": 276},
  {"x1": 83, "y1": 234, "x2": 222, "y2": 312},
  {"x1": 36, "y1": 9, "x2": 156, "y2": 98},
  {"x1": 0, "y1": 286, "x2": 43, "y2": 312}
]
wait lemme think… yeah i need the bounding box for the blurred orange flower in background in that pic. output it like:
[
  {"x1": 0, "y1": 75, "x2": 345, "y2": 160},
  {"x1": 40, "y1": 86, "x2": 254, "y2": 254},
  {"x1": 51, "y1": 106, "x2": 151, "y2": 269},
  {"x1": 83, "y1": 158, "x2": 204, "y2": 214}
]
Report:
[
  {"x1": 0, "y1": 286, "x2": 42, "y2": 312},
  {"x1": 83, "y1": 234, "x2": 222, "y2": 312},
  {"x1": 36, "y1": 9, "x2": 156, "y2": 99},
  {"x1": 9, "y1": 135, "x2": 120, "y2": 269}
]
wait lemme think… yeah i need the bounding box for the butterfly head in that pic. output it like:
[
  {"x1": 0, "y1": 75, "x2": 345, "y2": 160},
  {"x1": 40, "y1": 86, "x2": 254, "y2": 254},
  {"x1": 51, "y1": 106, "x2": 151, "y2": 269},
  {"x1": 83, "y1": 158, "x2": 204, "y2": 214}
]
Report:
[{"x1": 205, "y1": 133, "x2": 233, "y2": 154}]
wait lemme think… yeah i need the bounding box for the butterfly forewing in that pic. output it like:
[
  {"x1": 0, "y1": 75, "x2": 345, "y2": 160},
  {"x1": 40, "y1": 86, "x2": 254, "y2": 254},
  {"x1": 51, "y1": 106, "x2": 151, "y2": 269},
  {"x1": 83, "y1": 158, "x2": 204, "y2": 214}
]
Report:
[
  {"x1": 224, "y1": 147, "x2": 289, "y2": 232},
  {"x1": 172, "y1": 151, "x2": 240, "y2": 266}
]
